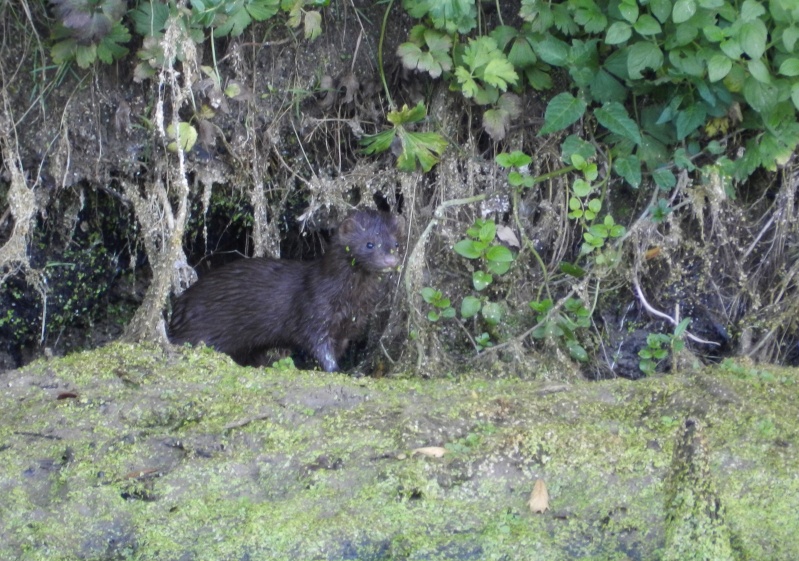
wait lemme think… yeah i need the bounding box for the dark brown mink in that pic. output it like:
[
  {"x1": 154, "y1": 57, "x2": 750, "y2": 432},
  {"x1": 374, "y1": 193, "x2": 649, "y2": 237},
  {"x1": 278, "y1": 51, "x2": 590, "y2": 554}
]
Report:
[{"x1": 168, "y1": 210, "x2": 403, "y2": 372}]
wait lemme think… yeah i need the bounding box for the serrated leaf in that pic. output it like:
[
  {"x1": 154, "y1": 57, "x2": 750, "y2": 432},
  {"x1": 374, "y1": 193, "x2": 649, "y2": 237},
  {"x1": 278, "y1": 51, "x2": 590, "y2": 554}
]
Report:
[
  {"x1": 606, "y1": 22, "x2": 632, "y2": 45},
  {"x1": 532, "y1": 35, "x2": 569, "y2": 67},
  {"x1": 75, "y1": 44, "x2": 97, "y2": 68},
  {"x1": 614, "y1": 155, "x2": 642, "y2": 187},
  {"x1": 653, "y1": 168, "x2": 677, "y2": 189},
  {"x1": 627, "y1": 41, "x2": 663, "y2": 79},
  {"x1": 304, "y1": 10, "x2": 322, "y2": 40},
  {"x1": 360, "y1": 129, "x2": 396, "y2": 155},
  {"x1": 483, "y1": 58, "x2": 518, "y2": 91},
  {"x1": 595, "y1": 102, "x2": 642, "y2": 144},
  {"x1": 539, "y1": 92, "x2": 587, "y2": 136},
  {"x1": 740, "y1": 19, "x2": 767, "y2": 59},
  {"x1": 248, "y1": 0, "x2": 280, "y2": 20},
  {"x1": 396, "y1": 130, "x2": 448, "y2": 172},
  {"x1": 675, "y1": 103, "x2": 707, "y2": 139},
  {"x1": 707, "y1": 54, "x2": 732, "y2": 82}
]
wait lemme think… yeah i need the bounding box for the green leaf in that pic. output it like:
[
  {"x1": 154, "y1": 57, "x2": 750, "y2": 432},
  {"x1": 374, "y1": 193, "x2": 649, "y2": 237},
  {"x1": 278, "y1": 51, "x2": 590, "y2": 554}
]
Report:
[
  {"x1": 567, "y1": 340, "x2": 589, "y2": 362},
  {"x1": 653, "y1": 168, "x2": 677, "y2": 189},
  {"x1": 248, "y1": 0, "x2": 280, "y2": 20},
  {"x1": 473, "y1": 271, "x2": 493, "y2": 291},
  {"x1": 533, "y1": 35, "x2": 570, "y2": 67},
  {"x1": 573, "y1": 0, "x2": 608, "y2": 33},
  {"x1": 573, "y1": 178, "x2": 592, "y2": 197},
  {"x1": 784, "y1": 25, "x2": 799, "y2": 51},
  {"x1": 672, "y1": 0, "x2": 696, "y2": 24},
  {"x1": 606, "y1": 22, "x2": 632, "y2": 45},
  {"x1": 486, "y1": 245, "x2": 514, "y2": 263},
  {"x1": 619, "y1": 0, "x2": 639, "y2": 23},
  {"x1": 559, "y1": 261, "x2": 586, "y2": 278},
  {"x1": 634, "y1": 15, "x2": 662, "y2": 35},
  {"x1": 396, "y1": 130, "x2": 448, "y2": 172},
  {"x1": 595, "y1": 102, "x2": 642, "y2": 144},
  {"x1": 627, "y1": 41, "x2": 663, "y2": 79},
  {"x1": 707, "y1": 54, "x2": 732, "y2": 82},
  {"x1": 496, "y1": 150, "x2": 532, "y2": 168},
  {"x1": 483, "y1": 58, "x2": 519, "y2": 90},
  {"x1": 651, "y1": 0, "x2": 672, "y2": 23},
  {"x1": 461, "y1": 296, "x2": 482, "y2": 318},
  {"x1": 214, "y1": 9, "x2": 252, "y2": 37},
  {"x1": 454, "y1": 240, "x2": 481, "y2": 259},
  {"x1": 486, "y1": 260, "x2": 511, "y2": 275},
  {"x1": 421, "y1": 287, "x2": 440, "y2": 303},
  {"x1": 441, "y1": 307, "x2": 456, "y2": 319},
  {"x1": 675, "y1": 103, "x2": 707, "y2": 140},
  {"x1": 747, "y1": 58, "x2": 771, "y2": 84},
  {"x1": 539, "y1": 92, "x2": 587, "y2": 135},
  {"x1": 360, "y1": 129, "x2": 396, "y2": 155},
  {"x1": 75, "y1": 44, "x2": 97, "y2": 69},
  {"x1": 481, "y1": 302, "x2": 503, "y2": 325},
  {"x1": 740, "y1": 0, "x2": 765, "y2": 20},
  {"x1": 167, "y1": 122, "x2": 198, "y2": 152},
  {"x1": 779, "y1": 58, "x2": 799, "y2": 77},
  {"x1": 739, "y1": 19, "x2": 768, "y2": 59},
  {"x1": 792, "y1": 83, "x2": 799, "y2": 111},
  {"x1": 614, "y1": 155, "x2": 642, "y2": 187}
]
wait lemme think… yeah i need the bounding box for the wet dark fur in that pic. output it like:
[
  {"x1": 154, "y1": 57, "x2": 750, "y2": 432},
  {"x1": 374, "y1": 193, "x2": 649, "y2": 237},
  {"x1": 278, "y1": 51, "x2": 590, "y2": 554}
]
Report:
[{"x1": 168, "y1": 210, "x2": 402, "y2": 371}]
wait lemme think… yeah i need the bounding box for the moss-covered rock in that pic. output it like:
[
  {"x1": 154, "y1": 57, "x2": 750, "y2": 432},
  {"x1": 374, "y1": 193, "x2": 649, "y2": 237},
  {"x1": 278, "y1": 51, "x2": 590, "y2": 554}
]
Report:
[{"x1": 0, "y1": 343, "x2": 796, "y2": 560}]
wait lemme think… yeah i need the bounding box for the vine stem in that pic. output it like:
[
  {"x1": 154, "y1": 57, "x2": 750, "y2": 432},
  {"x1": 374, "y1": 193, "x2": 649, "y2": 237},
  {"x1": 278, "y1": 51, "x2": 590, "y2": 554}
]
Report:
[{"x1": 377, "y1": 0, "x2": 395, "y2": 111}]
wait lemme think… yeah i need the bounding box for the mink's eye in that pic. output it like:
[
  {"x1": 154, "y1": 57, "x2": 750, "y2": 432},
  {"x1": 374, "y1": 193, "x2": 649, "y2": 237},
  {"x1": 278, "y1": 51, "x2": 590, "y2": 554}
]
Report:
[{"x1": 366, "y1": 242, "x2": 374, "y2": 249}]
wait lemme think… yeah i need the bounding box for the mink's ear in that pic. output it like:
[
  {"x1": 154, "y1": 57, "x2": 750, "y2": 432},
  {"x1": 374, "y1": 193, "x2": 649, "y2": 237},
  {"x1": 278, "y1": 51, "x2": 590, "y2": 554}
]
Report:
[{"x1": 338, "y1": 214, "x2": 358, "y2": 236}]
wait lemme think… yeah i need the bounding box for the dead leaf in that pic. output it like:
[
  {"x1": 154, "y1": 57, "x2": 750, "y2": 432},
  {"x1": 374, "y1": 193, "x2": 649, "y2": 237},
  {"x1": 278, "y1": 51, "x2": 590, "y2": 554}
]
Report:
[
  {"x1": 410, "y1": 446, "x2": 447, "y2": 458},
  {"x1": 340, "y1": 73, "x2": 360, "y2": 104},
  {"x1": 528, "y1": 479, "x2": 549, "y2": 513},
  {"x1": 318, "y1": 75, "x2": 336, "y2": 108},
  {"x1": 496, "y1": 225, "x2": 520, "y2": 248}
]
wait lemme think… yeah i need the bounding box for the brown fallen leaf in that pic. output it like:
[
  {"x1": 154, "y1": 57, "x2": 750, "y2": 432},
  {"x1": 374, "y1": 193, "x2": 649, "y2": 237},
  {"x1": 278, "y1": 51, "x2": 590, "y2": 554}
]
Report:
[
  {"x1": 410, "y1": 446, "x2": 447, "y2": 458},
  {"x1": 528, "y1": 478, "x2": 549, "y2": 513}
]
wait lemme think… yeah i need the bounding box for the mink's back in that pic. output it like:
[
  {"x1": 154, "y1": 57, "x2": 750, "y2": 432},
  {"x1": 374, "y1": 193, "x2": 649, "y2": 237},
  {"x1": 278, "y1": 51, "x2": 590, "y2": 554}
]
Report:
[{"x1": 168, "y1": 209, "x2": 402, "y2": 369}]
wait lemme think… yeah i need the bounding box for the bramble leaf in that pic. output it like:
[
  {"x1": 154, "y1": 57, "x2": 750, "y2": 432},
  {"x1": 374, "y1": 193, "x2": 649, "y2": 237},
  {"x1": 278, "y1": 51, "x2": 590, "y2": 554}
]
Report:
[{"x1": 539, "y1": 92, "x2": 587, "y2": 135}]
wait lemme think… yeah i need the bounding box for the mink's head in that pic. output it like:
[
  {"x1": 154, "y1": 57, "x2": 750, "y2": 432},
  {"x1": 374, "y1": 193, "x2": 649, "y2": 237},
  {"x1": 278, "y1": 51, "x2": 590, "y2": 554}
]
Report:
[{"x1": 336, "y1": 210, "x2": 403, "y2": 273}]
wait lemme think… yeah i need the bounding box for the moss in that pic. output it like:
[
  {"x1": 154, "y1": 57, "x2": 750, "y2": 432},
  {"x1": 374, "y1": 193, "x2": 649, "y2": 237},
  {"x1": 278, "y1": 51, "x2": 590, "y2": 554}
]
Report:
[{"x1": 0, "y1": 345, "x2": 797, "y2": 559}]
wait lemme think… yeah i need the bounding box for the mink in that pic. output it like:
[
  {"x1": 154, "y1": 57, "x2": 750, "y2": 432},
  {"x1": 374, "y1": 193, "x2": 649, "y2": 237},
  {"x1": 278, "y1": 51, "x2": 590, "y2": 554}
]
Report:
[{"x1": 168, "y1": 210, "x2": 403, "y2": 371}]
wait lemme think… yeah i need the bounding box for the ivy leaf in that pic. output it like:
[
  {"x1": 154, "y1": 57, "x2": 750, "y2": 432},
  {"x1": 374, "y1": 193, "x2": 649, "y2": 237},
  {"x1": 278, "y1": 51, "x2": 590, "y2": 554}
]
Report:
[
  {"x1": 539, "y1": 92, "x2": 587, "y2": 135},
  {"x1": 595, "y1": 102, "x2": 642, "y2": 144}
]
